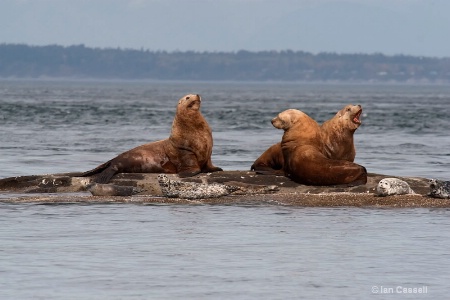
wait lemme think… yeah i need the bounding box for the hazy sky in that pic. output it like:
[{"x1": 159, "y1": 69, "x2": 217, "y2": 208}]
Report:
[{"x1": 1, "y1": 0, "x2": 449, "y2": 57}]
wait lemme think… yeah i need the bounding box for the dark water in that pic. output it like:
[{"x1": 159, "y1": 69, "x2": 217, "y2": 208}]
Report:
[{"x1": 1, "y1": 80, "x2": 450, "y2": 299}]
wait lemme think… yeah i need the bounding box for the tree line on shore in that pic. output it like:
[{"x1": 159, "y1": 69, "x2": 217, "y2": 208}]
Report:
[{"x1": 1, "y1": 43, "x2": 450, "y2": 82}]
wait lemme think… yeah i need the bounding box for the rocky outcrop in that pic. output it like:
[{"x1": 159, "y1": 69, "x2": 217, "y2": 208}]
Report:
[{"x1": 0, "y1": 171, "x2": 447, "y2": 207}]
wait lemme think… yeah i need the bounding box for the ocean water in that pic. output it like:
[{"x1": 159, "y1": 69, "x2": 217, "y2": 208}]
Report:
[{"x1": 1, "y1": 80, "x2": 450, "y2": 299}]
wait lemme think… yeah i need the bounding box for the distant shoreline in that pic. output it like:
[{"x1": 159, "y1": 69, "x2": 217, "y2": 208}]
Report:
[
  {"x1": 1, "y1": 77, "x2": 449, "y2": 86},
  {"x1": 2, "y1": 78, "x2": 448, "y2": 86},
  {"x1": 2, "y1": 44, "x2": 450, "y2": 83}
]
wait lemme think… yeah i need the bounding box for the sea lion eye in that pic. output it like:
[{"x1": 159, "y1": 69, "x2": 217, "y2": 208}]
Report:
[{"x1": 186, "y1": 96, "x2": 190, "y2": 100}]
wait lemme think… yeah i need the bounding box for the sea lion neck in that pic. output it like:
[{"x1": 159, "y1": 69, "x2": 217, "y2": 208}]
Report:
[{"x1": 171, "y1": 111, "x2": 208, "y2": 131}]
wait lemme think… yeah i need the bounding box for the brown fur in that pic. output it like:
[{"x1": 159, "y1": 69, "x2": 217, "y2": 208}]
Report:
[
  {"x1": 321, "y1": 104, "x2": 362, "y2": 161},
  {"x1": 251, "y1": 104, "x2": 363, "y2": 173},
  {"x1": 250, "y1": 142, "x2": 284, "y2": 175},
  {"x1": 82, "y1": 94, "x2": 222, "y2": 183},
  {"x1": 272, "y1": 109, "x2": 367, "y2": 186}
]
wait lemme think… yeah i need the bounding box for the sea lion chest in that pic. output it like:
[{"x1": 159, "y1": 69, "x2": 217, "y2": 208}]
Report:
[
  {"x1": 170, "y1": 116, "x2": 213, "y2": 161},
  {"x1": 321, "y1": 127, "x2": 355, "y2": 161}
]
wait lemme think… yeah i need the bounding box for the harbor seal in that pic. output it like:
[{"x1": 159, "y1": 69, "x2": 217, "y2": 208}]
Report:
[
  {"x1": 251, "y1": 104, "x2": 363, "y2": 173},
  {"x1": 157, "y1": 174, "x2": 279, "y2": 199},
  {"x1": 157, "y1": 174, "x2": 240, "y2": 199},
  {"x1": 320, "y1": 104, "x2": 362, "y2": 161},
  {"x1": 428, "y1": 179, "x2": 450, "y2": 199},
  {"x1": 86, "y1": 183, "x2": 142, "y2": 196},
  {"x1": 375, "y1": 178, "x2": 415, "y2": 197},
  {"x1": 272, "y1": 109, "x2": 367, "y2": 186},
  {"x1": 82, "y1": 94, "x2": 222, "y2": 183}
]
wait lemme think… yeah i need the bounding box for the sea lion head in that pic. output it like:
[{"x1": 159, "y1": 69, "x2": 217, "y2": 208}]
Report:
[
  {"x1": 336, "y1": 104, "x2": 362, "y2": 131},
  {"x1": 177, "y1": 94, "x2": 201, "y2": 113},
  {"x1": 173, "y1": 94, "x2": 207, "y2": 130},
  {"x1": 271, "y1": 109, "x2": 310, "y2": 131}
]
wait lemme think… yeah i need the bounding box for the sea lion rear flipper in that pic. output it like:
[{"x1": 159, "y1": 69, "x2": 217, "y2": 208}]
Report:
[
  {"x1": 81, "y1": 160, "x2": 111, "y2": 177},
  {"x1": 92, "y1": 167, "x2": 118, "y2": 184},
  {"x1": 81, "y1": 161, "x2": 118, "y2": 183}
]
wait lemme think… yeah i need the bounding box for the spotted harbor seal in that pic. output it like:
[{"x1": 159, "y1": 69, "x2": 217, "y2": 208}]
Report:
[
  {"x1": 82, "y1": 94, "x2": 222, "y2": 183},
  {"x1": 157, "y1": 174, "x2": 279, "y2": 199},
  {"x1": 375, "y1": 178, "x2": 415, "y2": 197},
  {"x1": 272, "y1": 109, "x2": 367, "y2": 186},
  {"x1": 86, "y1": 183, "x2": 143, "y2": 196},
  {"x1": 157, "y1": 174, "x2": 239, "y2": 199},
  {"x1": 251, "y1": 104, "x2": 363, "y2": 173},
  {"x1": 428, "y1": 179, "x2": 450, "y2": 199}
]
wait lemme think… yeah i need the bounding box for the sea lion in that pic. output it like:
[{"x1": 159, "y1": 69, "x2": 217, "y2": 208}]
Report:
[
  {"x1": 320, "y1": 104, "x2": 362, "y2": 161},
  {"x1": 82, "y1": 94, "x2": 222, "y2": 183},
  {"x1": 375, "y1": 178, "x2": 415, "y2": 197},
  {"x1": 428, "y1": 179, "x2": 450, "y2": 199},
  {"x1": 251, "y1": 104, "x2": 363, "y2": 173},
  {"x1": 272, "y1": 109, "x2": 367, "y2": 186},
  {"x1": 157, "y1": 174, "x2": 279, "y2": 199},
  {"x1": 86, "y1": 183, "x2": 142, "y2": 196}
]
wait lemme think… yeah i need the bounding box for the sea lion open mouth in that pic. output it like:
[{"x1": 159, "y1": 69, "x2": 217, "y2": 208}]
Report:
[{"x1": 353, "y1": 109, "x2": 362, "y2": 124}]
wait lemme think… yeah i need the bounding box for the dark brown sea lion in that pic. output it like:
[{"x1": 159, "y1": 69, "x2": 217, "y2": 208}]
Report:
[
  {"x1": 82, "y1": 94, "x2": 222, "y2": 183},
  {"x1": 251, "y1": 104, "x2": 363, "y2": 172},
  {"x1": 272, "y1": 109, "x2": 367, "y2": 186},
  {"x1": 320, "y1": 104, "x2": 362, "y2": 161}
]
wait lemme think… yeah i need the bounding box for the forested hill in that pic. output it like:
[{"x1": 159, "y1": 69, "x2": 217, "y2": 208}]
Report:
[{"x1": 1, "y1": 44, "x2": 450, "y2": 82}]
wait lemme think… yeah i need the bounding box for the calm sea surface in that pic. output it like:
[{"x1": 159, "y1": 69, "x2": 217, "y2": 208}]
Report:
[{"x1": 1, "y1": 80, "x2": 449, "y2": 299}]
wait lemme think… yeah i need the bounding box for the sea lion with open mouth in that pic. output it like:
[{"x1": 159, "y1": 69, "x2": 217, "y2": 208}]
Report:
[
  {"x1": 272, "y1": 109, "x2": 367, "y2": 186},
  {"x1": 251, "y1": 104, "x2": 364, "y2": 174},
  {"x1": 320, "y1": 104, "x2": 363, "y2": 162}
]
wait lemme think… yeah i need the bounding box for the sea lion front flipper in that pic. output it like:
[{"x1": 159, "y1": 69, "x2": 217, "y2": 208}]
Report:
[
  {"x1": 200, "y1": 158, "x2": 223, "y2": 173},
  {"x1": 202, "y1": 166, "x2": 223, "y2": 173},
  {"x1": 176, "y1": 150, "x2": 202, "y2": 177},
  {"x1": 251, "y1": 167, "x2": 285, "y2": 176}
]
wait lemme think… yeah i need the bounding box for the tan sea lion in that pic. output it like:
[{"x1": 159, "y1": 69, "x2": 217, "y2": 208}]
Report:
[
  {"x1": 251, "y1": 104, "x2": 363, "y2": 173},
  {"x1": 272, "y1": 109, "x2": 367, "y2": 186},
  {"x1": 320, "y1": 104, "x2": 362, "y2": 161},
  {"x1": 82, "y1": 94, "x2": 222, "y2": 183}
]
